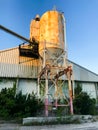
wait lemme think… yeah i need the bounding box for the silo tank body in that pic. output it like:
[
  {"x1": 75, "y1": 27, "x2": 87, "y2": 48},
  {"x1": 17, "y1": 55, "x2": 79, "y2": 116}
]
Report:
[
  {"x1": 39, "y1": 11, "x2": 65, "y2": 59},
  {"x1": 30, "y1": 15, "x2": 40, "y2": 42}
]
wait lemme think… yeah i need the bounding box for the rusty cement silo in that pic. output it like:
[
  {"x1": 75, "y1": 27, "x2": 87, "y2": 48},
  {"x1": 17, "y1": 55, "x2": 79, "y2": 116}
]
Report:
[
  {"x1": 30, "y1": 15, "x2": 40, "y2": 42},
  {"x1": 39, "y1": 11, "x2": 66, "y2": 64}
]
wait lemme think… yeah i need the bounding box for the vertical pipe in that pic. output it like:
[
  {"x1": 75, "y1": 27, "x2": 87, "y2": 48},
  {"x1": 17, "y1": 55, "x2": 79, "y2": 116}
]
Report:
[
  {"x1": 43, "y1": 40, "x2": 49, "y2": 116},
  {"x1": 55, "y1": 79, "x2": 58, "y2": 108},
  {"x1": 61, "y1": 13, "x2": 68, "y2": 58},
  {"x1": 15, "y1": 78, "x2": 19, "y2": 95},
  {"x1": 37, "y1": 78, "x2": 40, "y2": 98},
  {"x1": 67, "y1": 72, "x2": 73, "y2": 115},
  {"x1": 68, "y1": 79, "x2": 73, "y2": 115},
  {"x1": 95, "y1": 83, "x2": 98, "y2": 104},
  {"x1": 72, "y1": 80, "x2": 75, "y2": 99},
  {"x1": 61, "y1": 13, "x2": 68, "y2": 68},
  {"x1": 63, "y1": 52, "x2": 67, "y2": 68},
  {"x1": 45, "y1": 69, "x2": 48, "y2": 116}
]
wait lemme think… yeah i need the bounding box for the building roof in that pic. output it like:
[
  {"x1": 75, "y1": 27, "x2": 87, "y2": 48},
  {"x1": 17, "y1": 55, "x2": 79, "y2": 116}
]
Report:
[
  {"x1": 69, "y1": 60, "x2": 98, "y2": 82},
  {"x1": 0, "y1": 47, "x2": 98, "y2": 82}
]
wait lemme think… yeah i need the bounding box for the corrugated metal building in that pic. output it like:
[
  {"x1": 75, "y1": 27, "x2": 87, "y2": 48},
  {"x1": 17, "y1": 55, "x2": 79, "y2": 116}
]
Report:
[
  {"x1": 0, "y1": 47, "x2": 98, "y2": 101},
  {"x1": 0, "y1": 10, "x2": 98, "y2": 104},
  {"x1": 0, "y1": 47, "x2": 39, "y2": 94}
]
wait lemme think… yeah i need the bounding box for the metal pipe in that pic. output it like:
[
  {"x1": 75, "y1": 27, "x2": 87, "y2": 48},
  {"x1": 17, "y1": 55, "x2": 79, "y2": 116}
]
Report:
[
  {"x1": 45, "y1": 69, "x2": 49, "y2": 116},
  {"x1": 61, "y1": 13, "x2": 68, "y2": 58},
  {"x1": 67, "y1": 71, "x2": 74, "y2": 115},
  {"x1": 0, "y1": 25, "x2": 36, "y2": 44},
  {"x1": 37, "y1": 78, "x2": 40, "y2": 98}
]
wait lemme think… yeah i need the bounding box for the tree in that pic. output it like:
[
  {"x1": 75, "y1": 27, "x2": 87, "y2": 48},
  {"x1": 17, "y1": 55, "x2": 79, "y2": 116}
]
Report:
[{"x1": 73, "y1": 83, "x2": 96, "y2": 115}]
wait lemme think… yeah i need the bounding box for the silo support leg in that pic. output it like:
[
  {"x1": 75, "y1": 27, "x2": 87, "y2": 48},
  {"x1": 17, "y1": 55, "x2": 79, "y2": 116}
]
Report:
[
  {"x1": 45, "y1": 70, "x2": 49, "y2": 116},
  {"x1": 45, "y1": 98, "x2": 48, "y2": 117},
  {"x1": 69, "y1": 90, "x2": 73, "y2": 115},
  {"x1": 68, "y1": 78, "x2": 73, "y2": 115}
]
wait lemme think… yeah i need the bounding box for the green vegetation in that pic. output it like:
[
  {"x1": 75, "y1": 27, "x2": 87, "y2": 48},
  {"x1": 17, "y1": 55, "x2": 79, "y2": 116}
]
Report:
[
  {"x1": 0, "y1": 86, "x2": 44, "y2": 119},
  {"x1": 0, "y1": 82, "x2": 97, "y2": 122},
  {"x1": 73, "y1": 83, "x2": 96, "y2": 115}
]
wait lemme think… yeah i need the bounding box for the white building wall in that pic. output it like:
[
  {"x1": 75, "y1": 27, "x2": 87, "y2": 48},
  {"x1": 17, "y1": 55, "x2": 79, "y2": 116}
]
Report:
[
  {"x1": 0, "y1": 78, "x2": 37, "y2": 95},
  {"x1": 18, "y1": 79, "x2": 37, "y2": 95},
  {"x1": 82, "y1": 83, "x2": 96, "y2": 99},
  {"x1": 0, "y1": 79, "x2": 15, "y2": 91}
]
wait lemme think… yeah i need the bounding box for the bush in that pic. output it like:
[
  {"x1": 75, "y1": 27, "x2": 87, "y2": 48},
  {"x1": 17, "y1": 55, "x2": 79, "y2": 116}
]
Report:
[
  {"x1": 0, "y1": 87, "x2": 44, "y2": 119},
  {"x1": 73, "y1": 84, "x2": 96, "y2": 115}
]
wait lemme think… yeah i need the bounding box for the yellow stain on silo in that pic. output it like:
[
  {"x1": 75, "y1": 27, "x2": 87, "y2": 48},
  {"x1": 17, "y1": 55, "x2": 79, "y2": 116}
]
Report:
[
  {"x1": 30, "y1": 15, "x2": 40, "y2": 42},
  {"x1": 39, "y1": 11, "x2": 64, "y2": 58},
  {"x1": 40, "y1": 11, "x2": 59, "y2": 45}
]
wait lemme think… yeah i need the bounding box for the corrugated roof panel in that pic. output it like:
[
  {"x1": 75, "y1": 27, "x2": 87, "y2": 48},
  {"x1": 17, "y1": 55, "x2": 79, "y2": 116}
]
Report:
[
  {"x1": 0, "y1": 47, "x2": 39, "y2": 78},
  {"x1": 69, "y1": 60, "x2": 98, "y2": 82}
]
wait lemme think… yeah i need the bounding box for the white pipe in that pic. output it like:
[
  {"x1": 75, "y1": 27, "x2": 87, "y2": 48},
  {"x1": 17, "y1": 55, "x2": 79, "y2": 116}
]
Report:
[{"x1": 61, "y1": 13, "x2": 68, "y2": 58}]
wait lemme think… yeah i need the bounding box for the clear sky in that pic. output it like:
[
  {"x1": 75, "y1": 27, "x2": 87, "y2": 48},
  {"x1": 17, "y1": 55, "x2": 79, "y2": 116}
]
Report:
[{"x1": 0, "y1": 0, "x2": 98, "y2": 74}]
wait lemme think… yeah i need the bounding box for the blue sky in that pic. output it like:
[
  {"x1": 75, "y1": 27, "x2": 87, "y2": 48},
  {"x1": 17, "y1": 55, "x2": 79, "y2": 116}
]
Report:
[{"x1": 0, "y1": 0, "x2": 98, "y2": 74}]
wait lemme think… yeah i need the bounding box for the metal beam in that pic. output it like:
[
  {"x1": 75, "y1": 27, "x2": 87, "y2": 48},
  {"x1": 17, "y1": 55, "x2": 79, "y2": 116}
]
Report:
[{"x1": 0, "y1": 25, "x2": 36, "y2": 44}]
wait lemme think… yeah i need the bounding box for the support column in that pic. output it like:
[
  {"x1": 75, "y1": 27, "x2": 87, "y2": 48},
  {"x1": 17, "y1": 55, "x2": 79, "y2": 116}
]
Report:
[
  {"x1": 15, "y1": 78, "x2": 19, "y2": 95},
  {"x1": 95, "y1": 83, "x2": 98, "y2": 104},
  {"x1": 72, "y1": 80, "x2": 75, "y2": 99},
  {"x1": 45, "y1": 70, "x2": 49, "y2": 116},
  {"x1": 37, "y1": 78, "x2": 40, "y2": 98},
  {"x1": 54, "y1": 80, "x2": 58, "y2": 108},
  {"x1": 67, "y1": 71, "x2": 73, "y2": 115}
]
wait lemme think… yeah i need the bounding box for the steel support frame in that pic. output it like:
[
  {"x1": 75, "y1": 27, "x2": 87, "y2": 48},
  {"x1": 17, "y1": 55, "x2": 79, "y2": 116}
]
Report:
[
  {"x1": 37, "y1": 42, "x2": 73, "y2": 116},
  {"x1": 38, "y1": 64, "x2": 73, "y2": 116}
]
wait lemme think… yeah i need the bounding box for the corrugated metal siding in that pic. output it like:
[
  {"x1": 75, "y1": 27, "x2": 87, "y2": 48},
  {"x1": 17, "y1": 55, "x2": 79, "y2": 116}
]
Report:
[
  {"x1": 0, "y1": 78, "x2": 37, "y2": 95},
  {"x1": 0, "y1": 48, "x2": 18, "y2": 64},
  {"x1": 0, "y1": 48, "x2": 39, "y2": 78},
  {"x1": 82, "y1": 83, "x2": 96, "y2": 99},
  {"x1": 0, "y1": 48, "x2": 19, "y2": 77},
  {"x1": 0, "y1": 79, "x2": 15, "y2": 91},
  {"x1": 18, "y1": 57, "x2": 39, "y2": 78},
  {"x1": 0, "y1": 63, "x2": 18, "y2": 77},
  {"x1": 0, "y1": 48, "x2": 98, "y2": 82},
  {"x1": 18, "y1": 79, "x2": 37, "y2": 95},
  {"x1": 69, "y1": 61, "x2": 98, "y2": 82}
]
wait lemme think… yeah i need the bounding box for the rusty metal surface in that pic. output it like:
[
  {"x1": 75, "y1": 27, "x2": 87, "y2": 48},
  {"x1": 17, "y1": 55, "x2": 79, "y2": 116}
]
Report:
[
  {"x1": 30, "y1": 16, "x2": 40, "y2": 42},
  {"x1": 39, "y1": 11, "x2": 64, "y2": 58}
]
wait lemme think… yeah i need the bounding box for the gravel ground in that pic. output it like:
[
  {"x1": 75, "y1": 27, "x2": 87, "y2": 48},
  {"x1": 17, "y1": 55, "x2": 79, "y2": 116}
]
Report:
[{"x1": 0, "y1": 122, "x2": 98, "y2": 130}]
